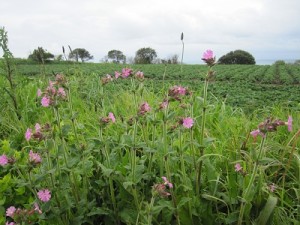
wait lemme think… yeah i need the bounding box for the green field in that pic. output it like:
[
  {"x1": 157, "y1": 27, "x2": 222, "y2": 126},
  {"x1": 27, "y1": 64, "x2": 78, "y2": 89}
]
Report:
[
  {"x1": 11, "y1": 62, "x2": 300, "y2": 112},
  {"x1": 1, "y1": 61, "x2": 299, "y2": 224}
]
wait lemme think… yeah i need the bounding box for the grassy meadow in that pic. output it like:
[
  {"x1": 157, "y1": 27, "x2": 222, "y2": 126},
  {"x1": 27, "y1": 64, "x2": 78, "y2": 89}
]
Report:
[{"x1": 0, "y1": 59, "x2": 300, "y2": 224}]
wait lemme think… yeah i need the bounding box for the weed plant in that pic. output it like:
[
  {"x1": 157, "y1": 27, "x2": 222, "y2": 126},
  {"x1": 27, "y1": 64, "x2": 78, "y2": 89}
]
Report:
[{"x1": 0, "y1": 50, "x2": 299, "y2": 225}]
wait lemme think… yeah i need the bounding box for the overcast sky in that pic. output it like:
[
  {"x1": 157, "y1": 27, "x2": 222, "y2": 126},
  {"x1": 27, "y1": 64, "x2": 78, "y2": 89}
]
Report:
[{"x1": 1, "y1": 0, "x2": 299, "y2": 64}]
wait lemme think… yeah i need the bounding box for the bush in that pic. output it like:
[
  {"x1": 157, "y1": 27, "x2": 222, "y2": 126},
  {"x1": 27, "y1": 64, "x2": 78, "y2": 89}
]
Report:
[{"x1": 218, "y1": 50, "x2": 256, "y2": 65}]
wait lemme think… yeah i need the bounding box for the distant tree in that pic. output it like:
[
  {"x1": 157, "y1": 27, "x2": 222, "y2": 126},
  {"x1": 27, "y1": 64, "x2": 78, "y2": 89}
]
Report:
[
  {"x1": 107, "y1": 50, "x2": 126, "y2": 64},
  {"x1": 69, "y1": 48, "x2": 93, "y2": 62},
  {"x1": 218, "y1": 50, "x2": 256, "y2": 65},
  {"x1": 134, "y1": 47, "x2": 157, "y2": 64},
  {"x1": 274, "y1": 60, "x2": 285, "y2": 65},
  {"x1": 161, "y1": 54, "x2": 179, "y2": 64},
  {"x1": 28, "y1": 47, "x2": 54, "y2": 63},
  {"x1": 54, "y1": 54, "x2": 63, "y2": 62},
  {"x1": 294, "y1": 59, "x2": 300, "y2": 65}
]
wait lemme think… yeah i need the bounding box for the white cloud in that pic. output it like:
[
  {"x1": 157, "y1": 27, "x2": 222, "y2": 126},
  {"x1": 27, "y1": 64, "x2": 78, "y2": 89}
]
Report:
[{"x1": 0, "y1": 0, "x2": 299, "y2": 63}]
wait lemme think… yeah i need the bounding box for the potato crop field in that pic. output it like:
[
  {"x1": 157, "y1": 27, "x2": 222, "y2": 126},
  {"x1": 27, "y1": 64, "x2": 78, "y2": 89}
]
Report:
[{"x1": 0, "y1": 58, "x2": 299, "y2": 224}]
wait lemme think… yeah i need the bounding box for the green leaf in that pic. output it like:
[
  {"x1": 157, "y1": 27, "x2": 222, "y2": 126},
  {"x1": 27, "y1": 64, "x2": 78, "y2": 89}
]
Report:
[
  {"x1": 0, "y1": 196, "x2": 6, "y2": 205},
  {"x1": 99, "y1": 163, "x2": 114, "y2": 177},
  {"x1": 256, "y1": 195, "x2": 278, "y2": 225},
  {"x1": 87, "y1": 207, "x2": 109, "y2": 216},
  {"x1": 177, "y1": 197, "x2": 192, "y2": 209}
]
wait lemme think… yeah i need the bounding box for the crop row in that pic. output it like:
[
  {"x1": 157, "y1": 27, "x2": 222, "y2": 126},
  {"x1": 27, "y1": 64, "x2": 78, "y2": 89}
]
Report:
[{"x1": 14, "y1": 63, "x2": 300, "y2": 85}]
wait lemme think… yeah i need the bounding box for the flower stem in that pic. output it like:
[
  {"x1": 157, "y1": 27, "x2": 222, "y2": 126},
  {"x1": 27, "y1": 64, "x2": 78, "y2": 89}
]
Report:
[
  {"x1": 238, "y1": 136, "x2": 266, "y2": 225},
  {"x1": 196, "y1": 70, "x2": 210, "y2": 195}
]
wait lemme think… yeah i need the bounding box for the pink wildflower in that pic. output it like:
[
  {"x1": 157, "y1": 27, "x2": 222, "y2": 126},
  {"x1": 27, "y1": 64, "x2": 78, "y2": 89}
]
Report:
[
  {"x1": 35, "y1": 123, "x2": 41, "y2": 133},
  {"x1": 269, "y1": 183, "x2": 276, "y2": 192},
  {"x1": 108, "y1": 112, "x2": 116, "y2": 123},
  {"x1": 182, "y1": 117, "x2": 194, "y2": 128},
  {"x1": 139, "y1": 102, "x2": 151, "y2": 115},
  {"x1": 250, "y1": 129, "x2": 265, "y2": 138},
  {"x1": 37, "y1": 189, "x2": 51, "y2": 202},
  {"x1": 177, "y1": 86, "x2": 186, "y2": 95},
  {"x1": 46, "y1": 81, "x2": 56, "y2": 95},
  {"x1": 135, "y1": 71, "x2": 144, "y2": 80},
  {"x1": 41, "y1": 96, "x2": 50, "y2": 107},
  {"x1": 29, "y1": 150, "x2": 42, "y2": 164},
  {"x1": 6, "y1": 222, "x2": 15, "y2": 225},
  {"x1": 202, "y1": 49, "x2": 214, "y2": 60},
  {"x1": 57, "y1": 87, "x2": 66, "y2": 97},
  {"x1": 115, "y1": 71, "x2": 121, "y2": 79},
  {"x1": 6, "y1": 206, "x2": 16, "y2": 218},
  {"x1": 37, "y1": 89, "x2": 42, "y2": 97},
  {"x1": 34, "y1": 202, "x2": 42, "y2": 214},
  {"x1": 286, "y1": 116, "x2": 292, "y2": 132},
  {"x1": 234, "y1": 163, "x2": 242, "y2": 172},
  {"x1": 162, "y1": 176, "x2": 173, "y2": 188},
  {"x1": 159, "y1": 100, "x2": 168, "y2": 110},
  {"x1": 0, "y1": 154, "x2": 8, "y2": 166},
  {"x1": 121, "y1": 68, "x2": 132, "y2": 78},
  {"x1": 25, "y1": 128, "x2": 32, "y2": 141}
]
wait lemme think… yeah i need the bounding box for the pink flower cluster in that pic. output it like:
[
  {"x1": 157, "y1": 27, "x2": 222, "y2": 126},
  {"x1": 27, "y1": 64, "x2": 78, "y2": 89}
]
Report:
[
  {"x1": 250, "y1": 116, "x2": 293, "y2": 140},
  {"x1": 29, "y1": 150, "x2": 42, "y2": 164},
  {"x1": 138, "y1": 102, "x2": 151, "y2": 115},
  {"x1": 100, "y1": 112, "x2": 116, "y2": 125},
  {"x1": 25, "y1": 123, "x2": 51, "y2": 142},
  {"x1": 5, "y1": 203, "x2": 43, "y2": 224},
  {"x1": 168, "y1": 85, "x2": 190, "y2": 101},
  {"x1": 37, "y1": 74, "x2": 67, "y2": 107},
  {"x1": 102, "y1": 69, "x2": 144, "y2": 85}
]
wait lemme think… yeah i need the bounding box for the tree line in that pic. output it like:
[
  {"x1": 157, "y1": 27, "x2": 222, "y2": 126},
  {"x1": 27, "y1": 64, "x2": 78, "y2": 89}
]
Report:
[{"x1": 27, "y1": 46, "x2": 257, "y2": 65}]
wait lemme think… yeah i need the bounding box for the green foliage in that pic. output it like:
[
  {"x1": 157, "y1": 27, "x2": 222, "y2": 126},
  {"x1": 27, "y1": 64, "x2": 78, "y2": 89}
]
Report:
[
  {"x1": 134, "y1": 47, "x2": 157, "y2": 64},
  {"x1": 69, "y1": 48, "x2": 93, "y2": 62},
  {"x1": 107, "y1": 49, "x2": 126, "y2": 64},
  {"x1": 218, "y1": 49, "x2": 256, "y2": 65},
  {"x1": 0, "y1": 61, "x2": 299, "y2": 224},
  {"x1": 28, "y1": 47, "x2": 54, "y2": 63}
]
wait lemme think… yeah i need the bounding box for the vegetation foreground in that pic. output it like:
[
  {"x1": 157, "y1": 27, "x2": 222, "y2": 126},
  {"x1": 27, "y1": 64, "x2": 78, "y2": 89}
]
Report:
[{"x1": 0, "y1": 50, "x2": 300, "y2": 225}]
